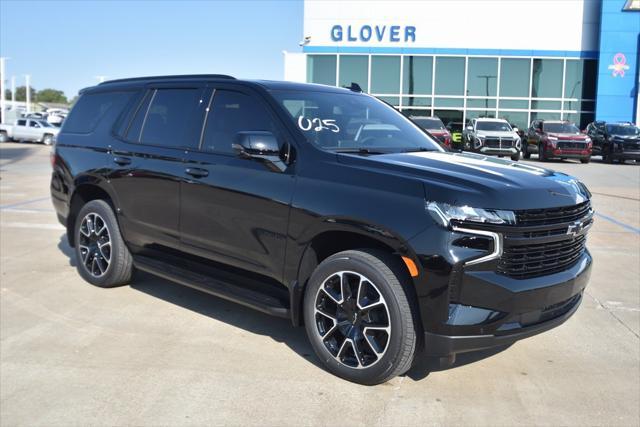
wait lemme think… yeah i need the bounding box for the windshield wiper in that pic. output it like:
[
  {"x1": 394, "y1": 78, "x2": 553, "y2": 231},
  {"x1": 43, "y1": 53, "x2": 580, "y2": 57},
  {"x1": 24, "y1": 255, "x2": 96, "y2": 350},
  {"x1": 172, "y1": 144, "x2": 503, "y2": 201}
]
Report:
[
  {"x1": 400, "y1": 147, "x2": 437, "y2": 153},
  {"x1": 335, "y1": 148, "x2": 387, "y2": 155}
]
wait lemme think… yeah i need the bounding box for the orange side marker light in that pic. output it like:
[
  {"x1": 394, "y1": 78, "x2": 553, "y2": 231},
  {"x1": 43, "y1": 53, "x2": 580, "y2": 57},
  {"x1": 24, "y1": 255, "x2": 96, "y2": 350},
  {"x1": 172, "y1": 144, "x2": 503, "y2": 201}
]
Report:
[{"x1": 402, "y1": 256, "x2": 419, "y2": 277}]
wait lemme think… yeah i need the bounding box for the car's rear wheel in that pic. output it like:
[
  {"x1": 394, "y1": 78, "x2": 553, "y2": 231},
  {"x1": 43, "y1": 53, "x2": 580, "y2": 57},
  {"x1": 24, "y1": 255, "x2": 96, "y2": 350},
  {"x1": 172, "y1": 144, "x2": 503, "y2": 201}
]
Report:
[
  {"x1": 74, "y1": 200, "x2": 133, "y2": 288},
  {"x1": 42, "y1": 134, "x2": 54, "y2": 146},
  {"x1": 603, "y1": 146, "x2": 614, "y2": 163},
  {"x1": 580, "y1": 157, "x2": 590, "y2": 164},
  {"x1": 303, "y1": 249, "x2": 417, "y2": 385},
  {"x1": 511, "y1": 152, "x2": 520, "y2": 161},
  {"x1": 0, "y1": 131, "x2": 9, "y2": 143},
  {"x1": 522, "y1": 144, "x2": 531, "y2": 159}
]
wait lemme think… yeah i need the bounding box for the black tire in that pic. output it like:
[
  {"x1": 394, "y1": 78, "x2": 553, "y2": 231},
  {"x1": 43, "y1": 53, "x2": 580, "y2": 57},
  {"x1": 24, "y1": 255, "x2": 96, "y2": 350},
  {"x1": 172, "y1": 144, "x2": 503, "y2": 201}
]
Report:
[
  {"x1": 603, "y1": 146, "x2": 613, "y2": 164},
  {"x1": 538, "y1": 143, "x2": 547, "y2": 162},
  {"x1": 42, "y1": 134, "x2": 54, "y2": 146},
  {"x1": 511, "y1": 151, "x2": 520, "y2": 161},
  {"x1": 0, "y1": 131, "x2": 9, "y2": 143},
  {"x1": 74, "y1": 200, "x2": 133, "y2": 288},
  {"x1": 303, "y1": 249, "x2": 417, "y2": 385},
  {"x1": 523, "y1": 144, "x2": 531, "y2": 159},
  {"x1": 580, "y1": 157, "x2": 590, "y2": 164}
]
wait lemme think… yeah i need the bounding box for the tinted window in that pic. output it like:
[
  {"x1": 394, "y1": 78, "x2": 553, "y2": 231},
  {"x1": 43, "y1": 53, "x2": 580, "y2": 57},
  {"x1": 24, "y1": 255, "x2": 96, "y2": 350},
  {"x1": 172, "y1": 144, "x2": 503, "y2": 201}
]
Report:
[
  {"x1": 476, "y1": 121, "x2": 512, "y2": 131},
  {"x1": 63, "y1": 91, "x2": 134, "y2": 134},
  {"x1": 531, "y1": 59, "x2": 563, "y2": 98},
  {"x1": 371, "y1": 56, "x2": 400, "y2": 94},
  {"x1": 543, "y1": 122, "x2": 580, "y2": 134},
  {"x1": 29, "y1": 121, "x2": 40, "y2": 128},
  {"x1": 126, "y1": 91, "x2": 152, "y2": 141},
  {"x1": 202, "y1": 90, "x2": 276, "y2": 154},
  {"x1": 413, "y1": 117, "x2": 444, "y2": 130},
  {"x1": 435, "y1": 57, "x2": 465, "y2": 95},
  {"x1": 17, "y1": 119, "x2": 26, "y2": 126},
  {"x1": 139, "y1": 88, "x2": 204, "y2": 148}
]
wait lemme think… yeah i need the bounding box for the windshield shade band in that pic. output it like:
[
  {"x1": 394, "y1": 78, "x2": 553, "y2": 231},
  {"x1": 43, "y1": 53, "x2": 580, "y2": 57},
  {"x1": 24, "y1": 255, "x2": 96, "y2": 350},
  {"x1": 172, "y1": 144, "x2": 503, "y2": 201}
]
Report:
[{"x1": 451, "y1": 226, "x2": 503, "y2": 266}]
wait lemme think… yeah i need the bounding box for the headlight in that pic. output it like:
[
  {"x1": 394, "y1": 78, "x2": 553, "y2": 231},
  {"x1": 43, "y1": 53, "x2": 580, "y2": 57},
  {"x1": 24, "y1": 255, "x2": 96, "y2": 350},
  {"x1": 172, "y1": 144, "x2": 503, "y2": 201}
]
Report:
[
  {"x1": 426, "y1": 201, "x2": 516, "y2": 227},
  {"x1": 548, "y1": 136, "x2": 558, "y2": 141}
]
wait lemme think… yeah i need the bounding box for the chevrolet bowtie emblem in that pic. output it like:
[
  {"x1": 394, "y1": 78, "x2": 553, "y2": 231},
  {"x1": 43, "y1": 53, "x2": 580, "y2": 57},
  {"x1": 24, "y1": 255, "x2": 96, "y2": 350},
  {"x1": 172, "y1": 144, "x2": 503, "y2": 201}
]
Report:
[{"x1": 567, "y1": 220, "x2": 584, "y2": 237}]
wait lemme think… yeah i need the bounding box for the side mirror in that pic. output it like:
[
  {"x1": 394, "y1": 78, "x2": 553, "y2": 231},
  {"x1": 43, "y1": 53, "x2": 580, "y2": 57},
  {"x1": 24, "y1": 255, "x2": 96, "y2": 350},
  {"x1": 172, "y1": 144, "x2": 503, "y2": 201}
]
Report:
[
  {"x1": 233, "y1": 131, "x2": 289, "y2": 172},
  {"x1": 466, "y1": 125, "x2": 473, "y2": 131}
]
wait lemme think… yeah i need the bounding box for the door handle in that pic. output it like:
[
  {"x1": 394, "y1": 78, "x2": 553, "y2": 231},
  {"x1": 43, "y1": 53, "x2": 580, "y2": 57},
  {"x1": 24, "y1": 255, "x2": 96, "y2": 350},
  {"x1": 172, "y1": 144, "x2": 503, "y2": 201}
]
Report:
[
  {"x1": 185, "y1": 167, "x2": 209, "y2": 178},
  {"x1": 113, "y1": 156, "x2": 132, "y2": 166}
]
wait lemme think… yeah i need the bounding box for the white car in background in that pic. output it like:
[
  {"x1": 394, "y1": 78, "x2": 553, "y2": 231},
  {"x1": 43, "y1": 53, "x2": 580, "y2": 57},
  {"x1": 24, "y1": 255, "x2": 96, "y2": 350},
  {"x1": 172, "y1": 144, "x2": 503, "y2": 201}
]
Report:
[{"x1": 0, "y1": 118, "x2": 60, "y2": 145}]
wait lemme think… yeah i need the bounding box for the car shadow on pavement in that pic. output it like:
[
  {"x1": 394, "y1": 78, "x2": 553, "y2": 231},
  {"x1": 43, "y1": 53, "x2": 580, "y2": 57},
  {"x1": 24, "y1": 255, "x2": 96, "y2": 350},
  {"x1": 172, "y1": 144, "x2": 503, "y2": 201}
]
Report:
[
  {"x1": 129, "y1": 270, "x2": 322, "y2": 369},
  {"x1": 0, "y1": 145, "x2": 37, "y2": 169},
  {"x1": 405, "y1": 345, "x2": 513, "y2": 381},
  {"x1": 57, "y1": 234, "x2": 512, "y2": 382}
]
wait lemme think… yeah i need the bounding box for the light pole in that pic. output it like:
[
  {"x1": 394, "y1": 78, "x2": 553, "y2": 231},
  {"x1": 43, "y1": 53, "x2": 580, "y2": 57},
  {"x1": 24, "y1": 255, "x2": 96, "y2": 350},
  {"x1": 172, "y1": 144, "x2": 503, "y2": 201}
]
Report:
[
  {"x1": 0, "y1": 57, "x2": 6, "y2": 124},
  {"x1": 11, "y1": 76, "x2": 15, "y2": 104},
  {"x1": 25, "y1": 74, "x2": 31, "y2": 114}
]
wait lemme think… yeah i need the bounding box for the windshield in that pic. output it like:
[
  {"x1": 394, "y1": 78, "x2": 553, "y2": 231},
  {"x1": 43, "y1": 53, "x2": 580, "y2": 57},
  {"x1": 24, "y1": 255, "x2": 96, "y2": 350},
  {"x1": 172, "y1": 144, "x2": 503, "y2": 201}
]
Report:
[
  {"x1": 272, "y1": 90, "x2": 443, "y2": 153},
  {"x1": 38, "y1": 120, "x2": 53, "y2": 127},
  {"x1": 607, "y1": 124, "x2": 640, "y2": 136},
  {"x1": 476, "y1": 121, "x2": 512, "y2": 132},
  {"x1": 544, "y1": 123, "x2": 580, "y2": 134},
  {"x1": 412, "y1": 117, "x2": 445, "y2": 130}
]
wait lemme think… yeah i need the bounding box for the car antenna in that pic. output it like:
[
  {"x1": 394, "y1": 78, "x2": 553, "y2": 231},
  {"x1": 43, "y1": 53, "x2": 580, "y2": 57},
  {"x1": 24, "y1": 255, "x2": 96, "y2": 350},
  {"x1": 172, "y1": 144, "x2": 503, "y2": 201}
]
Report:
[{"x1": 344, "y1": 82, "x2": 363, "y2": 93}]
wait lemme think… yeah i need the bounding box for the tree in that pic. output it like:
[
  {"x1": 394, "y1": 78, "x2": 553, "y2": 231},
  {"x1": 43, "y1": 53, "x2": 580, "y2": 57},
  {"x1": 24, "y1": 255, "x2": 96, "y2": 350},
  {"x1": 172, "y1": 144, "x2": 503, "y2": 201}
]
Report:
[
  {"x1": 14, "y1": 86, "x2": 36, "y2": 102},
  {"x1": 4, "y1": 89, "x2": 10, "y2": 100},
  {"x1": 36, "y1": 88, "x2": 68, "y2": 104}
]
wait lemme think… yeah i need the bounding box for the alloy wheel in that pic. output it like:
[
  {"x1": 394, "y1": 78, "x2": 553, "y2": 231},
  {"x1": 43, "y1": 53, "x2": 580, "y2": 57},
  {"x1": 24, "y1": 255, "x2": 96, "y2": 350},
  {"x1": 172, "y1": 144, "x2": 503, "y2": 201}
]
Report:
[
  {"x1": 78, "y1": 213, "x2": 112, "y2": 277},
  {"x1": 313, "y1": 271, "x2": 391, "y2": 369}
]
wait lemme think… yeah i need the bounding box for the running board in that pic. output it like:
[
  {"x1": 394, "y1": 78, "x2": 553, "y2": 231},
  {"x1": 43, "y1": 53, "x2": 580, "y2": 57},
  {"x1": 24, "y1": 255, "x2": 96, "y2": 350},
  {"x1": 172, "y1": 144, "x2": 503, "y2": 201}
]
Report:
[{"x1": 133, "y1": 255, "x2": 290, "y2": 319}]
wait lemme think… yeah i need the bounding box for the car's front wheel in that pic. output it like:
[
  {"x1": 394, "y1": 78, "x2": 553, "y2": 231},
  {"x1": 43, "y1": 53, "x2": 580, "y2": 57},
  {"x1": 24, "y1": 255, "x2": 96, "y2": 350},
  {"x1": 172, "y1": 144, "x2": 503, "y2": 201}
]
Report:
[
  {"x1": 511, "y1": 151, "x2": 520, "y2": 161},
  {"x1": 303, "y1": 250, "x2": 417, "y2": 385},
  {"x1": 74, "y1": 200, "x2": 133, "y2": 287},
  {"x1": 0, "y1": 131, "x2": 10, "y2": 143},
  {"x1": 42, "y1": 134, "x2": 54, "y2": 146}
]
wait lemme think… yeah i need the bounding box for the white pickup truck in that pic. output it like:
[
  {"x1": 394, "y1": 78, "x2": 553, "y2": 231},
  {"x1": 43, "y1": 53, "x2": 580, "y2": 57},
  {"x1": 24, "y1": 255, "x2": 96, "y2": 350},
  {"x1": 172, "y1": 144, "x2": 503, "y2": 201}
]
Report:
[{"x1": 0, "y1": 118, "x2": 60, "y2": 145}]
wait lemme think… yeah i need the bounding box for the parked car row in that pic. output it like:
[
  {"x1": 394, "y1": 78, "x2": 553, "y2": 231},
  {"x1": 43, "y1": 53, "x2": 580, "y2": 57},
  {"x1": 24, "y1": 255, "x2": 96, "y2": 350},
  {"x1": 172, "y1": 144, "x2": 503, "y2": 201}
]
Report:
[{"x1": 409, "y1": 113, "x2": 639, "y2": 165}]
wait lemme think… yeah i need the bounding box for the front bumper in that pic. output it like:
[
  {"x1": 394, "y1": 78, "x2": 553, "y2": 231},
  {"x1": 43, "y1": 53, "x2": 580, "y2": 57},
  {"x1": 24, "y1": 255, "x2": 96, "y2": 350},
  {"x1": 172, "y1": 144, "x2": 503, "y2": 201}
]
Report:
[
  {"x1": 613, "y1": 150, "x2": 640, "y2": 161},
  {"x1": 422, "y1": 250, "x2": 591, "y2": 356}
]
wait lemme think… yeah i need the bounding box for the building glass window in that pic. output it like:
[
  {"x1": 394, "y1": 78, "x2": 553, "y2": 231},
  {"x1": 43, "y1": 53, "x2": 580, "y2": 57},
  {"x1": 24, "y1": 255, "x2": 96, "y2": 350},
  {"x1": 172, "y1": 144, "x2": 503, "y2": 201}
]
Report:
[
  {"x1": 402, "y1": 97, "x2": 432, "y2": 107},
  {"x1": 499, "y1": 58, "x2": 530, "y2": 97},
  {"x1": 434, "y1": 109, "x2": 463, "y2": 126},
  {"x1": 499, "y1": 99, "x2": 529, "y2": 109},
  {"x1": 434, "y1": 97, "x2": 464, "y2": 108},
  {"x1": 466, "y1": 110, "x2": 496, "y2": 120},
  {"x1": 402, "y1": 56, "x2": 432, "y2": 95},
  {"x1": 564, "y1": 112, "x2": 594, "y2": 129},
  {"x1": 339, "y1": 55, "x2": 369, "y2": 91},
  {"x1": 531, "y1": 59, "x2": 563, "y2": 98},
  {"x1": 467, "y1": 99, "x2": 496, "y2": 108},
  {"x1": 371, "y1": 56, "x2": 400, "y2": 94},
  {"x1": 531, "y1": 100, "x2": 561, "y2": 110},
  {"x1": 467, "y1": 58, "x2": 498, "y2": 97},
  {"x1": 530, "y1": 112, "x2": 561, "y2": 121},
  {"x1": 435, "y1": 57, "x2": 465, "y2": 96},
  {"x1": 564, "y1": 60, "x2": 597, "y2": 99},
  {"x1": 498, "y1": 111, "x2": 528, "y2": 130},
  {"x1": 402, "y1": 109, "x2": 433, "y2": 117},
  {"x1": 307, "y1": 55, "x2": 336, "y2": 86}
]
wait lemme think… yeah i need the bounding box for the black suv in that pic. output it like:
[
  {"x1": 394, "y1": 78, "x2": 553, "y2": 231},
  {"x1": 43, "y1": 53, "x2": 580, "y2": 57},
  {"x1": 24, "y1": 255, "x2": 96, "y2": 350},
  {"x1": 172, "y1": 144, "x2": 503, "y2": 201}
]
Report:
[
  {"x1": 586, "y1": 121, "x2": 640, "y2": 163},
  {"x1": 51, "y1": 75, "x2": 593, "y2": 385}
]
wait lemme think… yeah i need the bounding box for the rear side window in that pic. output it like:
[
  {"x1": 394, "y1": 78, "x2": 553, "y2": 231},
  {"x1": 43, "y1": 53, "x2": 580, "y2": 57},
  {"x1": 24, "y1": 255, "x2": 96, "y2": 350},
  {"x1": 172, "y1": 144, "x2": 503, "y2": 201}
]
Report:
[
  {"x1": 17, "y1": 119, "x2": 26, "y2": 126},
  {"x1": 130, "y1": 88, "x2": 204, "y2": 148},
  {"x1": 201, "y1": 90, "x2": 276, "y2": 154},
  {"x1": 63, "y1": 91, "x2": 134, "y2": 134}
]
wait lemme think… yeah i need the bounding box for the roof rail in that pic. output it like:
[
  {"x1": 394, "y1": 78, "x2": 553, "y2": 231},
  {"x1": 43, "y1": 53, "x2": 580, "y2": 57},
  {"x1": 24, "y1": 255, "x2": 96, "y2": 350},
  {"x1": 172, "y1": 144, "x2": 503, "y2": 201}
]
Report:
[{"x1": 99, "y1": 74, "x2": 236, "y2": 85}]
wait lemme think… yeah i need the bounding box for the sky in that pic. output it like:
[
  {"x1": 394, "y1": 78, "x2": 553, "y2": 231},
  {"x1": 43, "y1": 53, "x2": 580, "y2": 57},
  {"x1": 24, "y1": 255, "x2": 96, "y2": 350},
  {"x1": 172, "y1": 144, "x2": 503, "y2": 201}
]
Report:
[{"x1": 0, "y1": 0, "x2": 304, "y2": 98}]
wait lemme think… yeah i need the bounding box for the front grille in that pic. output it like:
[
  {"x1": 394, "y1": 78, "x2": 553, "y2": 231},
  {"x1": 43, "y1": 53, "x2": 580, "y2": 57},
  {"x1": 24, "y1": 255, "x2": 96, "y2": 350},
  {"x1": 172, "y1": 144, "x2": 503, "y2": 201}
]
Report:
[
  {"x1": 498, "y1": 234, "x2": 587, "y2": 279},
  {"x1": 557, "y1": 141, "x2": 586, "y2": 149},
  {"x1": 624, "y1": 143, "x2": 640, "y2": 151},
  {"x1": 484, "y1": 137, "x2": 514, "y2": 149},
  {"x1": 515, "y1": 200, "x2": 591, "y2": 226}
]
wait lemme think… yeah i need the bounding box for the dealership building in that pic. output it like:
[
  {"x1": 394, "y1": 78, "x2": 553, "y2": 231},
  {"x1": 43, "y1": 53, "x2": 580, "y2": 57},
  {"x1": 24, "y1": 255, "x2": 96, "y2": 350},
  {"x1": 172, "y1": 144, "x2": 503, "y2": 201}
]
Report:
[{"x1": 284, "y1": 0, "x2": 639, "y2": 130}]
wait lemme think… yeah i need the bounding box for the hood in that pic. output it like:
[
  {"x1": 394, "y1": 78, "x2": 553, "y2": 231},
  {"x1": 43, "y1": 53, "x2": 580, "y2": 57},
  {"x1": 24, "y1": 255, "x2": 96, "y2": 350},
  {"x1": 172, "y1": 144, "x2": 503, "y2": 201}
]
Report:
[
  {"x1": 610, "y1": 134, "x2": 640, "y2": 142},
  {"x1": 337, "y1": 151, "x2": 590, "y2": 210},
  {"x1": 477, "y1": 130, "x2": 519, "y2": 138},
  {"x1": 428, "y1": 130, "x2": 450, "y2": 136},
  {"x1": 548, "y1": 133, "x2": 588, "y2": 141}
]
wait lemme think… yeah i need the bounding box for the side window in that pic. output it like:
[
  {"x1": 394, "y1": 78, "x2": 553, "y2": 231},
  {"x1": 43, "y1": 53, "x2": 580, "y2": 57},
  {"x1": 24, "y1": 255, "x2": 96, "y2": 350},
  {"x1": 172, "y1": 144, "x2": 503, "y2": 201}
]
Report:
[
  {"x1": 63, "y1": 91, "x2": 134, "y2": 134},
  {"x1": 135, "y1": 88, "x2": 204, "y2": 148},
  {"x1": 17, "y1": 119, "x2": 26, "y2": 126},
  {"x1": 201, "y1": 90, "x2": 277, "y2": 154},
  {"x1": 29, "y1": 121, "x2": 40, "y2": 128}
]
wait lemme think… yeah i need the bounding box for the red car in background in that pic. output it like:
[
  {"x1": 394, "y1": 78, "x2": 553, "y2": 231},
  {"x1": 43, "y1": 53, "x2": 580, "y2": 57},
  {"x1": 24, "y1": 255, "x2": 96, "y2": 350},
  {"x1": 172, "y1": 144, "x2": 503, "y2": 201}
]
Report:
[
  {"x1": 410, "y1": 116, "x2": 451, "y2": 148},
  {"x1": 523, "y1": 120, "x2": 592, "y2": 163}
]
